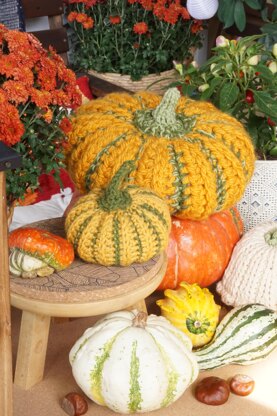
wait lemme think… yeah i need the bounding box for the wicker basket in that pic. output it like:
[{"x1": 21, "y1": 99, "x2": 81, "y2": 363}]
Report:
[{"x1": 88, "y1": 68, "x2": 178, "y2": 94}]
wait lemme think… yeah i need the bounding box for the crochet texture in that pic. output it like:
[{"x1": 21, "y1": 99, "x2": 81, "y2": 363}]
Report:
[
  {"x1": 65, "y1": 161, "x2": 171, "y2": 266},
  {"x1": 65, "y1": 88, "x2": 255, "y2": 220}
]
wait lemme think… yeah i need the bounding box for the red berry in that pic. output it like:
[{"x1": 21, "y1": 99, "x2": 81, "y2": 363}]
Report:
[
  {"x1": 267, "y1": 117, "x2": 276, "y2": 127},
  {"x1": 245, "y1": 90, "x2": 254, "y2": 104}
]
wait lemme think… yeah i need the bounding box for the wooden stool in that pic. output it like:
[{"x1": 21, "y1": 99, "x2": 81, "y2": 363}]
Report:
[{"x1": 10, "y1": 218, "x2": 167, "y2": 390}]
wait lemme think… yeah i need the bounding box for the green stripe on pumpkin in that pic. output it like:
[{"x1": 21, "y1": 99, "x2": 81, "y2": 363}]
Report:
[
  {"x1": 72, "y1": 215, "x2": 93, "y2": 251},
  {"x1": 90, "y1": 336, "x2": 118, "y2": 406},
  {"x1": 85, "y1": 133, "x2": 128, "y2": 191},
  {"x1": 138, "y1": 203, "x2": 168, "y2": 228},
  {"x1": 195, "y1": 305, "x2": 252, "y2": 353},
  {"x1": 128, "y1": 341, "x2": 142, "y2": 413},
  {"x1": 229, "y1": 207, "x2": 242, "y2": 234},
  {"x1": 126, "y1": 212, "x2": 143, "y2": 259},
  {"x1": 136, "y1": 210, "x2": 162, "y2": 253},
  {"x1": 197, "y1": 140, "x2": 226, "y2": 212},
  {"x1": 168, "y1": 144, "x2": 190, "y2": 212},
  {"x1": 197, "y1": 322, "x2": 276, "y2": 366},
  {"x1": 112, "y1": 216, "x2": 121, "y2": 265}
]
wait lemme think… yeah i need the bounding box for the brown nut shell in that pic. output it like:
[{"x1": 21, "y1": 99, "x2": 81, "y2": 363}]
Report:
[
  {"x1": 195, "y1": 376, "x2": 230, "y2": 406},
  {"x1": 230, "y1": 374, "x2": 255, "y2": 396},
  {"x1": 61, "y1": 392, "x2": 88, "y2": 416}
]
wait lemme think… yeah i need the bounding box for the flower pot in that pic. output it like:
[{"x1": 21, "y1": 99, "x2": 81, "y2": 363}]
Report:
[
  {"x1": 236, "y1": 159, "x2": 277, "y2": 231},
  {"x1": 88, "y1": 69, "x2": 178, "y2": 95}
]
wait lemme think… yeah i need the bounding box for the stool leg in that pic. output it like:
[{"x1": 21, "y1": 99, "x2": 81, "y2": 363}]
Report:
[
  {"x1": 14, "y1": 310, "x2": 51, "y2": 390},
  {"x1": 126, "y1": 299, "x2": 148, "y2": 313}
]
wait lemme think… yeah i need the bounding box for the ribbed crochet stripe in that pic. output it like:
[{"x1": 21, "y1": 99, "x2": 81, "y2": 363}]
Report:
[
  {"x1": 90, "y1": 219, "x2": 104, "y2": 263},
  {"x1": 197, "y1": 140, "x2": 226, "y2": 211},
  {"x1": 72, "y1": 215, "x2": 93, "y2": 250},
  {"x1": 126, "y1": 212, "x2": 143, "y2": 259},
  {"x1": 180, "y1": 136, "x2": 226, "y2": 210},
  {"x1": 167, "y1": 144, "x2": 190, "y2": 212},
  {"x1": 85, "y1": 133, "x2": 129, "y2": 191},
  {"x1": 66, "y1": 203, "x2": 96, "y2": 225},
  {"x1": 138, "y1": 210, "x2": 162, "y2": 252},
  {"x1": 112, "y1": 216, "x2": 121, "y2": 265},
  {"x1": 138, "y1": 203, "x2": 168, "y2": 228},
  {"x1": 220, "y1": 136, "x2": 248, "y2": 177}
]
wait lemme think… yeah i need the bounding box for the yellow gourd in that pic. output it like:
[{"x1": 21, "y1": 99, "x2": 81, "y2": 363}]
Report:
[
  {"x1": 65, "y1": 88, "x2": 255, "y2": 220},
  {"x1": 157, "y1": 282, "x2": 221, "y2": 348}
]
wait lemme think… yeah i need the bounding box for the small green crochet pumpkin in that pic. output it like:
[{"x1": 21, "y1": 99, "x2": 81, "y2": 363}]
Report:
[{"x1": 65, "y1": 161, "x2": 171, "y2": 266}]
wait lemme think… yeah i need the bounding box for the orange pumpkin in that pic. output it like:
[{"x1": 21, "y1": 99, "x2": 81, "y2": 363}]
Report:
[{"x1": 158, "y1": 208, "x2": 243, "y2": 290}]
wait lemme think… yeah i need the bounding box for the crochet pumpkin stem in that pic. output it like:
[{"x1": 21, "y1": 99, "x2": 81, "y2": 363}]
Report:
[
  {"x1": 264, "y1": 228, "x2": 277, "y2": 246},
  {"x1": 133, "y1": 88, "x2": 197, "y2": 138},
  {"x1": 97, "y1": 161, "x2": 135, "y2": 212}
]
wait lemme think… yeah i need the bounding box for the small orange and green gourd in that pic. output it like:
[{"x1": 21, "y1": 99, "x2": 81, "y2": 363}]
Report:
[
  {"x1": 9, "y1": 228, "x2": 74, "y2": 278},
  {"x1": 65, "y1": 161, "x2": 171, "y2": 266},
  {"x1": 65, "y1": 88, "x2": 255, "y2": 220},
  {"x1": 157, "y1": 282, "x2": 221, "y2": 348}
]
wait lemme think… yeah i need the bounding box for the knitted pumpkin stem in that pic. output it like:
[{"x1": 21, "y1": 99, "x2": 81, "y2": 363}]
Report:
[
  {"x1": 264, "y1": 228, "x2": 277, "y2": 246},
  {"x1": 97, "y1": 161, "x2": 135, "y2": 212},
  {"x1": 134, "y1": 88, "x2": 197, "y2": 138}
]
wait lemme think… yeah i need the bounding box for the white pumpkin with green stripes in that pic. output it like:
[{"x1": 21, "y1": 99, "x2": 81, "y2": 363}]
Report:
[
  {"x1": 69, "y1": 310, "x2": 199, "y2": 413},
  {"x1": 195, "y1": 304, "x2": 277, "y2": 371}
]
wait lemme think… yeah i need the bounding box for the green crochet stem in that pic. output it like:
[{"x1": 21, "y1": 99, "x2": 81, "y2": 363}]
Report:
[
  {"x1": 134, "y1": 88, "x2": 196, "y2": 138},
  {"x1": 97, "y1": 161, "x2": 135, "y2": 212},
  {"x1": 264, "y1": 228, "x2": 277, "y2": 246}
]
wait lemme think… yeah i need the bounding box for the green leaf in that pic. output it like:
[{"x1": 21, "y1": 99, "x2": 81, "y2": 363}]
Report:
[
  {"x1": 200, "y1": 78, "x2": 222, "y2": 100},
  {"x1": 253, "y1": 90, "x2": 277, "y2": 117},
  {"x1": 272, "y1": 10, "x2": 277, "y2": 21},
  {"x1": 234, "y1": 0, "x2": 247, "y2": 32},
  {"x1": 244, "y1": 0, "x2": 263, "y2": 10},
  {"x1": 218, "y1": 0, "x2": 236, "y2": 27},
  {"x1": 219, "y1": 82, "x2": 240, "y2": 111},
  {"x1": 261, "y1": 22, "x2": 277, "y2": 35},
  {"x1": 255, "y1": 63, "x2": 275, "y2": 83}
]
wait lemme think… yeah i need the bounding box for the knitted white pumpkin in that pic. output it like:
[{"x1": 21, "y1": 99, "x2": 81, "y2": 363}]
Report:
[{"x1": 217, "y1": 221, "x2": 277, "y2": 311}]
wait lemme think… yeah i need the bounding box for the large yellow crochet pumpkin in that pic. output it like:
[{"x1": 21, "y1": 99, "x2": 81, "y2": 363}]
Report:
[
  {"x1": 65, "y1": 161, "x2": 171, "y2": 266},
  {"x1": 65, "y1": 88, "x2": 255, "y2": 220}
]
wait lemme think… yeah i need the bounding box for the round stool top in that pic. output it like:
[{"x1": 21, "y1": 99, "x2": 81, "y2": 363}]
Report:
[{"x1": 10, "y1": 218, "x2": 166, "y2": 305}]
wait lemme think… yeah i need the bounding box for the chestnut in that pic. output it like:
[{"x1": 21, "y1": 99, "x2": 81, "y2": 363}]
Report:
[
  {"x1": 195, "y1": 376, "x2": 230, "y2": 406},
  {"x1": 60, "y1": 392, "x2": 88, "y2": 416},
  {"x1": 230, "y1": 374, "x2": 255, "y2": 396}
]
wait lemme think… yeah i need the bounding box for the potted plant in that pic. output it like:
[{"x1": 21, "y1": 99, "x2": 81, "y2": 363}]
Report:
[
  {"x1": 0, "y1": 24, "x2": 82, "y2": 217},
  {"x1": 170, "y1": 34, "x2": 277, "y2": 230},
  {"x1": 64, "y1": 0, "x2": 204, "y2": 93}
]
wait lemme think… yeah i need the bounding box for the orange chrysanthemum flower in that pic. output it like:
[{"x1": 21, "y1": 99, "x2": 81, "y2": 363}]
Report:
[
  {"x1": 83, "y1": 17, "x2": 94, "y2": 29},
  {"x1": 133, "y1": 22, "x2": 148, "y2": 35},
  {"x1": 0, "y1": 103, "x2": 24, "y2": 145},
  {"x1": 67, "y1": 11, "x2": 78, "y2": 22},
  {"x1": 109, "y1": 15, "x2": 121, "y2": 24},
  {"x1": 30, "y1": 88, "x2": 51, "y2": 108},
  {"x1": 42, "y1": 108, "x2": 53, "y2": 123},
  {"x1": 60, "y1": 117, "x2": 73, "y2": 134},
  {"x1": 0, "y1": 55, "x2": 19, "y2": 77},
  {"x1": 191, "y1": 20, "x2": 203, "y2": 34},
  {"x1": 2, "y1": 80, "x2": 30, "y2": 105},
  {"x1": 0, "y1": 24, "x2": 82, "y2": 206}
]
